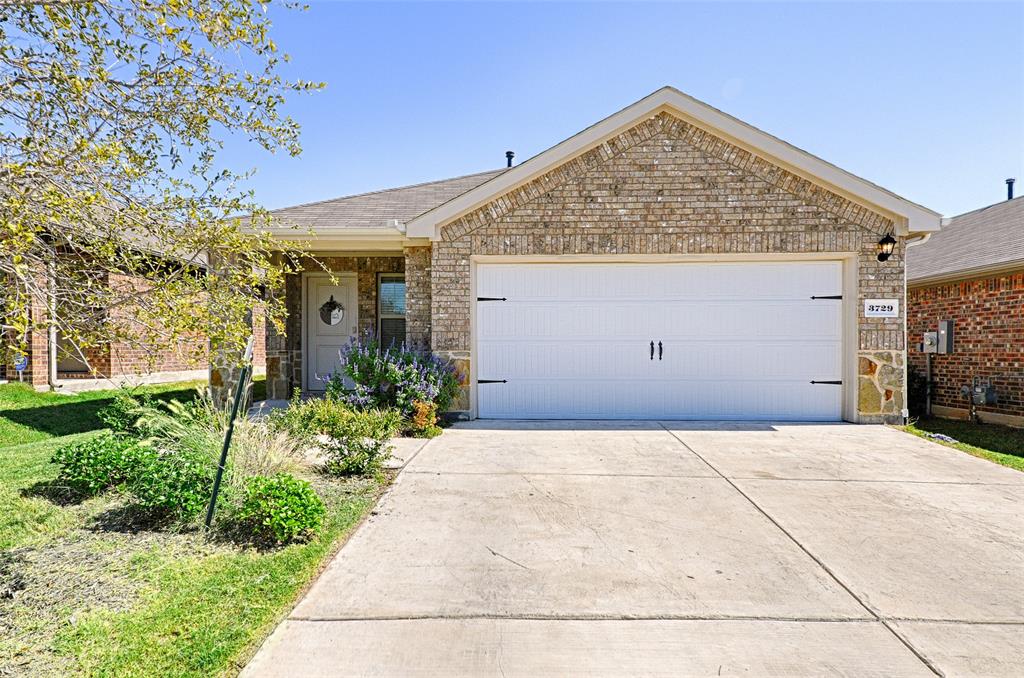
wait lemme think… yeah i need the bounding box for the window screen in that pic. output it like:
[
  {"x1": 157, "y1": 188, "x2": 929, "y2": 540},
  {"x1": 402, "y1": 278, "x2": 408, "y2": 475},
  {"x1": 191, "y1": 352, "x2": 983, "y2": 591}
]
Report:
[{"x1": 378, "y1": 275, "x2": 406, "y2": 348}]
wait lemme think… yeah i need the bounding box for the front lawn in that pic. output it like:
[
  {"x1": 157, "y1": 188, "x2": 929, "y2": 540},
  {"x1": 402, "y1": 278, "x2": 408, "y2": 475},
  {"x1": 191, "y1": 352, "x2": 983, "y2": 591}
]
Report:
[
  {"x1": 0, "y1": 378, "x2": 266, "y2": 448},
  {"x1": 0, "y1": 379, "x2": 388, "y2": 677},
  {"x1": 899, "y1": 417, "x2": 1024, "y2": 472}
]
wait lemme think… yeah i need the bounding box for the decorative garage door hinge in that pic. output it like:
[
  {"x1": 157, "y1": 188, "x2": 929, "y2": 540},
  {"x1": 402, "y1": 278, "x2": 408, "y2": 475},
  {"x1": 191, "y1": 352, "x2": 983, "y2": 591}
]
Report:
[
  {"x1": 810, "y1": 295, "x2": 843, "y2": 300},
  {"x1": 810, "y1": 380, "x2": 843, "y2": 385},
  {"x1": 477, "y1": 297, "x2": 507, "y2": 302},
  {"x1": 477, "y1": 379, "x2": 507, "y2": 384}
]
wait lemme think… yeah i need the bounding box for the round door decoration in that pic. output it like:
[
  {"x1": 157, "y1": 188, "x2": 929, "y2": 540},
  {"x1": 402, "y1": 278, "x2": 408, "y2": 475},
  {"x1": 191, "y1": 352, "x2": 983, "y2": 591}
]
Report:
[{"x1": 318, "y1": 295, "x2": 345, "y2": 326}]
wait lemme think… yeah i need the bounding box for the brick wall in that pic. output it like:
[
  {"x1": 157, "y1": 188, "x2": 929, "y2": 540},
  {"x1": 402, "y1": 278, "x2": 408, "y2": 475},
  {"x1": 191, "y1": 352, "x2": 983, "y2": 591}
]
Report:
[
  {"x1": 432, "y1": 111, "x2": 907, "y2": 421},
  {"x1": 404, "y1": 246, "x2": 432, "y2": 351},
  {"x1": 107, "y1": 273, "x2": 207, "y2": 377},
  {"x1": 908, "y1": 271, "x2": 1024, "y2": 421}
]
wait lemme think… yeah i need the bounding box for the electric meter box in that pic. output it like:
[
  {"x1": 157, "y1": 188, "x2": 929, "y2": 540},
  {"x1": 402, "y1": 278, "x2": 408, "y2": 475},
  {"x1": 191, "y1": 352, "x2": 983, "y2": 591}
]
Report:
[
  {"x1": 922, "y1": 331, "x2": 938, "y2": 354},
  {"x1": 938, "y1": 320, "x2": 954, "y2": 354}
]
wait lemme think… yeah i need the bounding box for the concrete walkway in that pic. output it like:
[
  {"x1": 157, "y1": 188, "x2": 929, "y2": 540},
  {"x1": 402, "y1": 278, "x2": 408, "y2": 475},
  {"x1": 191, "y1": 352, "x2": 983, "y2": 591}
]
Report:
[{"x1": 243, "y1": 422, "x2": 1024, "y2": 677}]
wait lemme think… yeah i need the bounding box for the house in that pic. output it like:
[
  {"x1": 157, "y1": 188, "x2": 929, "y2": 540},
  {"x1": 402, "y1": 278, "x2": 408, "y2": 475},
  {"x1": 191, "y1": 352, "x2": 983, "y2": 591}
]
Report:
[
  {"x1": 253, "y1": 87, "x2": 943, "y2": 423},
  {"x1": 1, "y1": 269, "x2": 266, "y2": 393},
  {"x1": 907, "y1": 189, "x2": 1023, "y2": 426}
]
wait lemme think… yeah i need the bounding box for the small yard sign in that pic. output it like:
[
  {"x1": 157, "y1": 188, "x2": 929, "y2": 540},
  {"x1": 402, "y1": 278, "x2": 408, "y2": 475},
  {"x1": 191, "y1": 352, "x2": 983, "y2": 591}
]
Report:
[
  {"x1": 13, "y1": 354, "x2": 28, "y2": 372},
  {"x1": 864, "y1": 299, "x2": 899, "y2": 318}
]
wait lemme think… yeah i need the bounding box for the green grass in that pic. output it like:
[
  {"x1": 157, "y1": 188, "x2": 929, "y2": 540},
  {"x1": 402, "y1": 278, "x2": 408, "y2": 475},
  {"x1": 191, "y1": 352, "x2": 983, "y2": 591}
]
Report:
[
  {"x1": 0, "y1": 375, "x2": 381, "y2": 677},
  {"x1": 900, "y1": 417, "x2": 1024, "y2": 472},
  {"x1": 0, "y1": 377, "x2": 266, "y2": 448},
  {"x1": 0, "y1": 433, "x2": 104, "y2": 550},
  {"x1": 54, "y1": 478, "x2": 380, "y2": 677}
]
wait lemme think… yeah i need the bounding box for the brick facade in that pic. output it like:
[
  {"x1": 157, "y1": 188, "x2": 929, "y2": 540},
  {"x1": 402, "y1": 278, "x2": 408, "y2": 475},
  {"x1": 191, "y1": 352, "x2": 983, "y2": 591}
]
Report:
[
  {"x1": 404, "y1": 246, "x2": 432, "y2": 351},
  {"x1": 265, "y1": 255, "x2": 404, "y2": 399},
  {"x1": 430, "y1": 111, "x2": 907, "y2": 421},
  {"x1": 3, "y1": 269, "x2": 217, "y2": 389},
  {"x1": 908, "y1": 271, "x2": 1024, "y2": 423}
]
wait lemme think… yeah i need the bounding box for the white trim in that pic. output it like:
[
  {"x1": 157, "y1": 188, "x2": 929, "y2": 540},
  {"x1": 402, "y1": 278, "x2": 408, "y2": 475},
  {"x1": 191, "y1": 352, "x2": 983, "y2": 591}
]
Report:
[
  {"x1": 468, "y1": 252, "x2": 860, "y2": 422},
  {"x1": 407, "y1": 87, "x2": 942, "y2": 239},
  {"x1": 301, "y1": 272, "x2": 358, "y2": 392},
  {"x1": 258, "y1": 227, "x2": 430, "y2": 252}
]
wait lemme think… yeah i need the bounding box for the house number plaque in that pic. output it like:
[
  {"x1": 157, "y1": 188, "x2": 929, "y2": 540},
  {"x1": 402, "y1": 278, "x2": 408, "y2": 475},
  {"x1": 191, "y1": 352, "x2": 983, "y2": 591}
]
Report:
[{"x1": 864, "y1": 299, "x2": 899, "y2": 318}]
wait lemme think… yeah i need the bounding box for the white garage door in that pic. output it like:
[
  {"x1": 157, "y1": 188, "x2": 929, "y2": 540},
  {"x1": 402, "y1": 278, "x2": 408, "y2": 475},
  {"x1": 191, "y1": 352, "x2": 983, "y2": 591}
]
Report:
[{"x1": 476, "y1": 261, "x2": 844, "y2": 420}]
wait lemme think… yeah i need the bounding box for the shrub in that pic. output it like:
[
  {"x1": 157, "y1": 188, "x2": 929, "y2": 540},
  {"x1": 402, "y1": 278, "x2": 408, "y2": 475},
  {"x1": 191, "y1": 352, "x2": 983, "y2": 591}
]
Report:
[
  {"x1": 237, "y1": 473, "x2": 325, "y2": 544},
  {"x1": 408, "y1": 400, "x2": 442, "y2": 438},
  {"x1": 271, "y1": 398, "x2": 402, "y2": 476},
  {"x1": 51, "y1": 433, "x2": 145, "y2": 496},
  {"x1": 134, "y1": 392, "x2": 224, "y2": 458},
  {"x1": 134, "y1": 390, "x2": 302, "y2": 494},
  {"x1": 907, "y1": 365, "x2": 928, "y2": 417},
  {"x1": 226, "y1": 418, "x2": 305, "y2": 488},
  {"x1": 97, "y1": 390, "x2": 153, "y2": 435},
  {"x1": 326, "y1": 333, "x2": 461, "y2": 415},
  {"x1": 128, "y1": 446, "x2": 215, "y2": 519}
]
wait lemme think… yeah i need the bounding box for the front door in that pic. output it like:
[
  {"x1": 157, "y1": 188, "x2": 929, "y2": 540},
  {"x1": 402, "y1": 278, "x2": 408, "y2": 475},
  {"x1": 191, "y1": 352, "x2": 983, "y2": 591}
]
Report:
[{"x1": 304, "y1": 274, "x2": 358, "y2": 391}]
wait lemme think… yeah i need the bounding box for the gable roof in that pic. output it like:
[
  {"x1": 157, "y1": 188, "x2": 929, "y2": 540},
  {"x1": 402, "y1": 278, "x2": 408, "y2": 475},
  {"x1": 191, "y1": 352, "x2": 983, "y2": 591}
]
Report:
[
  {"x1": 266, "y1": 169, "x2": 505, "y2": 232},
  {"x1": 907, "y1": 196, "x2": 1024, "y2": 285},
  {"x1": 407, "y1": 86, "x2": 942, "y2": 239}
]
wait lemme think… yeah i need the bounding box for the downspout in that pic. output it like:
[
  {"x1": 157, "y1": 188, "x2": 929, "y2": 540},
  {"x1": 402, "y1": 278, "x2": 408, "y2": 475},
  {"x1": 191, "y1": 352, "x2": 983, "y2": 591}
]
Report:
[
  {"x1": 46, "y1": 251, "x2": 59, "y2": 391},
  {"x1": 904, "y1": 232, "x2": 933, "y2": 248},
  {"x1": 902, "y1": 226, "x2": 942, "y2": 420}
]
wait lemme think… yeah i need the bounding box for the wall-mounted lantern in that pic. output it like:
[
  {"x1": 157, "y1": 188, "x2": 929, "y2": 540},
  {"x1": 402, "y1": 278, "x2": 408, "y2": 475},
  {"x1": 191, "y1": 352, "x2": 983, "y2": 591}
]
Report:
[{"x1": 876, "y1": 233, "x2": 897, "y2": 262}]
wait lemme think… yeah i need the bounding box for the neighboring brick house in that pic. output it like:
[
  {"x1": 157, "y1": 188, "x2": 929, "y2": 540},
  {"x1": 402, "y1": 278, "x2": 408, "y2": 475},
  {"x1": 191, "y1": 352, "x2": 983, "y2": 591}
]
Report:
[
  {"x1": 907, "y1": 194, "x2": 1024, "y2": 426},
  {"x1": 255, "y1": 87, "x2": 942, "y2": 423},
  {"x1": 1, "y1": 268, "x2": 266, "y2": 392}
]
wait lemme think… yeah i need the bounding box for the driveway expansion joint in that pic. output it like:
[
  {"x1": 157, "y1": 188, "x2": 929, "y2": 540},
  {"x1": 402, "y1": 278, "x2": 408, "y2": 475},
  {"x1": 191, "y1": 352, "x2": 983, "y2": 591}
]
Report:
[
  {"x1": 658, "y1": 423, "x2": 945, "y2": 677},
  {"x1": 288, "y1": 613, "x2": 879, "y2": 623}
]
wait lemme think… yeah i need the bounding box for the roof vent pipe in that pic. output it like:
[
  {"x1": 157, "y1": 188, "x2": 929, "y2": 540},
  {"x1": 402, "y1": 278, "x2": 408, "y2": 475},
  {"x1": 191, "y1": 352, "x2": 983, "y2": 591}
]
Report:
[
  {"x1": 1007, "y1": 178, "x2": 1015, "y2": 200},
  {"x1": 506, "y1": 151, "x2": 515, "y2": 168}
]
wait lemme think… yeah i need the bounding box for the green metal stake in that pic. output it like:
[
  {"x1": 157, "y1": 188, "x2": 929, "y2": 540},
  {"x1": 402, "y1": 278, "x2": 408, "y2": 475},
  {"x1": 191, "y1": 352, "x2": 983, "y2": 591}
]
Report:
[{"x1": 205, "y1": 336, "x2": 255, "y2": 530}]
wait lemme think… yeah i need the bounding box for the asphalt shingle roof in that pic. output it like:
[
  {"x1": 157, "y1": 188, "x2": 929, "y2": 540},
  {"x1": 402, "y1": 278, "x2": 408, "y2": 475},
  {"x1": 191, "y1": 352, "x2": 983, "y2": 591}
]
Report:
[
  {"x1": 266, "y1": 169, "x2": 506, "y2": 230},
  {"x1": 907, "y1": 196, "x2": 1024, "y2": 283}
]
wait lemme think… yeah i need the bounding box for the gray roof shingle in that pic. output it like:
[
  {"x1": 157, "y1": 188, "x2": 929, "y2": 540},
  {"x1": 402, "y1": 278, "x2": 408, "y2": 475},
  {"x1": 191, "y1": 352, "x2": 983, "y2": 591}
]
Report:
[
  {"x1": 907, "y1": 196, "x2": 1024, "y2": 283},
  {"x1": 266, "y1": 169, "x2": 506, "y2": 230}
]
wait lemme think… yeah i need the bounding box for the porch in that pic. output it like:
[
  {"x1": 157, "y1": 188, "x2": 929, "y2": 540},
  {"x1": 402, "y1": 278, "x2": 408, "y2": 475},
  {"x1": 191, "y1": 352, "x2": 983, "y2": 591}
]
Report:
[{"x1": 263, "y1": 249, "x2": 432, "y2": 401}]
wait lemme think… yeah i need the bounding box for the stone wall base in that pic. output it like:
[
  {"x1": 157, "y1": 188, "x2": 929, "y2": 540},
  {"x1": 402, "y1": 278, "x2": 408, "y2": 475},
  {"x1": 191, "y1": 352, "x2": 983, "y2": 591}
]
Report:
[
  {"x1": 858, "y1": 350, "x2": 906, "y2": 424},
  {"x1": 434, "y1": 350, "x2": 471, "y2": 412}
]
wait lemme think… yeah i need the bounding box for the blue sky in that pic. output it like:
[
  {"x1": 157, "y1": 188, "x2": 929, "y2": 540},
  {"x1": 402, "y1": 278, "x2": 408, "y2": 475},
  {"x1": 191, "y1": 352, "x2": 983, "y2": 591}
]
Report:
[{"x1": 225, "y1": 1, "x2": 1024, "y2": 218}]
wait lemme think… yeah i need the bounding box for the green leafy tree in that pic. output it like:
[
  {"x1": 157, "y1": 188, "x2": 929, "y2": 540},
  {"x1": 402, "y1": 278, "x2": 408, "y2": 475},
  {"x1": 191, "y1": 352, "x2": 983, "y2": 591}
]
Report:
[{"x1": 0, "y1": 0, "x2": 321, "y2": 371}]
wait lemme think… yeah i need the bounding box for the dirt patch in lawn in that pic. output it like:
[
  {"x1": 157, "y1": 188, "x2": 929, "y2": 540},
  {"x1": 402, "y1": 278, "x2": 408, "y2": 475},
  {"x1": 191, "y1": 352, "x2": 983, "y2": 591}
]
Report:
[{"x1": 0, "y1": 500, "x2": 234, "y2": 676}]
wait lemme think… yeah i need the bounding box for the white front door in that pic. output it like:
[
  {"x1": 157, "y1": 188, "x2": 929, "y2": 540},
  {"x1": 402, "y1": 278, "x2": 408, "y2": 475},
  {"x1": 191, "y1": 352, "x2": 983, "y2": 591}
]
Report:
[
  {"x1": 476, "y1": 261, "x2": 844, "y2": 420},
  {"x1": 304, "y1": 274, "x2": 359, "y2": 391}
]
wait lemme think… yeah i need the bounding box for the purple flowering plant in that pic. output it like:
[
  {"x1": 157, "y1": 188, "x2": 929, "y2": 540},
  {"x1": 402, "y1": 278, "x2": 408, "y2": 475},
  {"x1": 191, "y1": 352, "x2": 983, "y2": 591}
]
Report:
[{"x1": 324, "y1": 332, "x2": 462, "y2": 415}]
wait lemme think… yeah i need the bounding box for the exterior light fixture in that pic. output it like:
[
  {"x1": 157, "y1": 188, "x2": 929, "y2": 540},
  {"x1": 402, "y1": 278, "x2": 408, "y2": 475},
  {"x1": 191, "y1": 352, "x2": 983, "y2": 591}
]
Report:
[{"x1": 876, "y1": 233, "x2": 896, "y2": 262}]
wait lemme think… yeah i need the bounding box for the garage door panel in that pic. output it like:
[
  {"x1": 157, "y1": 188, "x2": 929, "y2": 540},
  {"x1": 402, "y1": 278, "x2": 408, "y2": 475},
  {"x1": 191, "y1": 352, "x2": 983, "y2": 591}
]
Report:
[
  {"x1": 649, "y1": 302, "x2": 840, "y2": 338},
  {"x1": 476, "y1": 262, "x2": 843, "y2": 420},
  {"x1": 660, "y1": 341, "x2": 840, "y2": 381},
  {"x1": 478, "y1": 340, "x2": 654, "y2": 381}
]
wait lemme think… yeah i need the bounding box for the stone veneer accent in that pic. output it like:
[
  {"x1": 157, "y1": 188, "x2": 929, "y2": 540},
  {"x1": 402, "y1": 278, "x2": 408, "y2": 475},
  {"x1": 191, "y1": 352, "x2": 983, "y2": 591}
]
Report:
[
  {"x1": 265, "y1": 255, "x2": 404, "y2": 399},
  {"x1": 431, "y1": 111, "x2": 907, "y2": 422}
]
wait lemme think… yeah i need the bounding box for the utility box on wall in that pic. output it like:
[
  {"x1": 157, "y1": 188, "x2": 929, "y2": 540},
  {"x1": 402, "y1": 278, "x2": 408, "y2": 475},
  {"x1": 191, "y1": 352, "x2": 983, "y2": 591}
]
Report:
[{"x1": 937, "y1": 320, "x2": 954, "y2": 354}]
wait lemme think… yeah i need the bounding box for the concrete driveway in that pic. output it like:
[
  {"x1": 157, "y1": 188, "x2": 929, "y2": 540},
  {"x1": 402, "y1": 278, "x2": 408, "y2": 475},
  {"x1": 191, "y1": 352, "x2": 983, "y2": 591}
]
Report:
[{"x1": 243, "y1": 422, "x2": 1024, "y2": 677}]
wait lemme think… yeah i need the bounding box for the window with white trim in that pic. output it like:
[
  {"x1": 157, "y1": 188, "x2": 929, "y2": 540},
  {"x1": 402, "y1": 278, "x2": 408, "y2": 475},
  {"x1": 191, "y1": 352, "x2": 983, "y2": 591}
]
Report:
[{"x1": 377, "y1": 274, "x2": 406, "y2": 348}]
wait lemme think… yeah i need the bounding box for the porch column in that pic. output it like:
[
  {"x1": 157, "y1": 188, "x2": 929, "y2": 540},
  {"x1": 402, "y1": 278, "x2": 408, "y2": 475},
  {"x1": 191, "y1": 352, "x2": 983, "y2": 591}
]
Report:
[
  {"x1": 404, "y1": 245, "x2": 432, "y2": 351},
  {"x1": 264, "y1": 265, "x2": 299, "y2": 401}
]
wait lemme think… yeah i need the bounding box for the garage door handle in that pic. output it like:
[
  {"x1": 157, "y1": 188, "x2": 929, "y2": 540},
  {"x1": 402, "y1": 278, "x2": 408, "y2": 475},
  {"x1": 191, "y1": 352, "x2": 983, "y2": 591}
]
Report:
[
  {"x1": 658, "y1": 341, "x2": 663, "y2": 360},
  {"x1": 650, "y1": 341, "x2": 654, "y2": 360}
]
